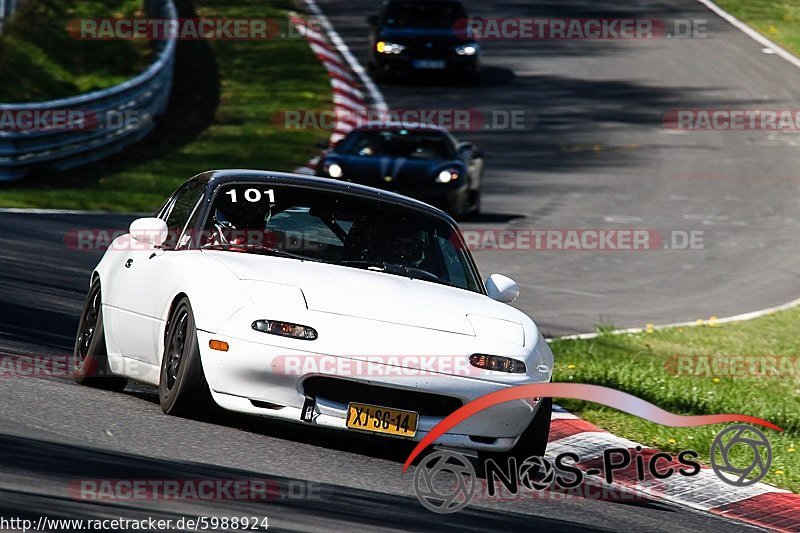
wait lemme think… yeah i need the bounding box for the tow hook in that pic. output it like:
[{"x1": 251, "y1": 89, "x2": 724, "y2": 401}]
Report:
[{"x1": 301, "y1": 395, "x2": 316, "y2": 422}]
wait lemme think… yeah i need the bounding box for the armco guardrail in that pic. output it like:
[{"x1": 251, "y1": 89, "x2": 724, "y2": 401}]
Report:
[
  {"x1": 0, "y1": 0, "x2": 177, "y2": 181},
  {"x1": 0, "y1": 0, "x2": 24, "y2": 35},
  {"x1": 0, "y1": 0, "x2": 21, "y2": 32}
]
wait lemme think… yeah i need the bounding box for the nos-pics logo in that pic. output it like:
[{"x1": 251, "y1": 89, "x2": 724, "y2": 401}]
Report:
[{"x1": 413, "y1": 424, "x2": 772, "y2": 514}]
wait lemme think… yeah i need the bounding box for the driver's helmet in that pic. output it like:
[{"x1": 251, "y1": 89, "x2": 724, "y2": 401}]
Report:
[
  {"x1": 216, "y1": 199, "x2": 268, "y2": 231},
  {"x1": 211, "y1": 192, "x2": 270, "y2": 246},
  {"x1": 384, "y1": 230, "x2": 426, "y2": 266}
]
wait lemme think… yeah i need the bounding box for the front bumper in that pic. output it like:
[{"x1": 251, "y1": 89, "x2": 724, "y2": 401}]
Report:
[
  {"x1": 372, "y1": 53, "x2": 479, "y2": 76},
  {"x1": 391, "y1": 181, "x2": 470, "y2": 215},
  {"x1": 196, "y1": 321, "x2": 553, "y2": 452}
]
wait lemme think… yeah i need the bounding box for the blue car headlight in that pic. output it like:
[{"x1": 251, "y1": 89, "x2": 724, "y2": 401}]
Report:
[{"x1": 436, "y1": 169, "x2": 460, "y2": 183}]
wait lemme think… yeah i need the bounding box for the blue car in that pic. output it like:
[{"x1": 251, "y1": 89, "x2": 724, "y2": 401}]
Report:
[{"x1": 316, "y1": 124, "x2": 484, "y2": 218}]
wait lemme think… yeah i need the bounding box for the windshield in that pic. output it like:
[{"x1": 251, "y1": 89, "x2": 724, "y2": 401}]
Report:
[
  {"x1": 199, "y1": 183, "x2": 482, "y2": 293},
  {"x1": 382, "y1": 1, "x2": 467, "y2": 30},
  {"x1": 336, "y1": 130, "x2": 456, "y2": 159}
]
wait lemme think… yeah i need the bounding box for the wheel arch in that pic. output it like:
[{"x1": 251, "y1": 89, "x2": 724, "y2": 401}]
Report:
[{"x1": 163, "y1": 292, "x2": 190, "y2": 345}]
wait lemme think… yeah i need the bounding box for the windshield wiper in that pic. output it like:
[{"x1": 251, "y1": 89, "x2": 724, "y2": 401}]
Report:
[
  {"x1": 202, "y1": 243, "x2": 322, "y2": 262},
  {"x1": 338, "y1": 260, "x2": 442, "y2": 283},
  {"x1": 338, "y1": 260, "x2": 390, "y2": 271}
]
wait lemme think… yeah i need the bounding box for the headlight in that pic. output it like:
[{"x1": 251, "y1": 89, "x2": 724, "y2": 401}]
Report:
[
  {"x1": 436, "y1": 169, "x2": 459, "y2": 183},
  {"x1": 252, "y1": 320, "x2": 318, "y2": 340},
  {"x1": 325, "y1": 162, "x2": 343, "y2": 178},
  {"x1": 469, "y1": 354, "x2": 526, "y2": 374},
  {"x1": 455, "y1": 43, "x2": 479, "y2": 56},
  {"x1": 377, "y1": 41, "x2": 405, "y2": 54}
]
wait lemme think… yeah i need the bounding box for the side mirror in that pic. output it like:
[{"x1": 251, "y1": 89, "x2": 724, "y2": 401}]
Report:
[
  {"x1": 458, "y1": 141, "x2": 481, "y2": 158},
  {"x1": 485, "y1": 274, "x2": 519, "y2": 303},
  {"x1": 367, "y1": 14, "x2": 378, "y2": 26},
  {"x1": 129, "y1": 217, "x2": 168, "y2": 248}
]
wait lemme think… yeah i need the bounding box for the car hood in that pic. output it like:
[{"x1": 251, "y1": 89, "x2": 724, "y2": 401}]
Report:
[
  {"x1": 205, "y1": 251, "x2": 522, "y2": 336},
  {"x1": 325, "y1": 155, "x2": 462, "y2": 186}
]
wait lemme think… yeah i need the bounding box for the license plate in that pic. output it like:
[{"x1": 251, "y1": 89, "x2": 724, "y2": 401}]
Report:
[
  {"x1": 346, "y1": 402, "x2": 418, "y2": 437},
  {"x1": 413, "y1": 59, "x2": 446, "y2": 70}
]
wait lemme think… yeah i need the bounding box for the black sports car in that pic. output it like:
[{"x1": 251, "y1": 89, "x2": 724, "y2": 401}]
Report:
[
  {"x1": 315, "y1": 124, "x2": 484, "y2": 218},
  {"x1": 367, "y1": 0, "x2": 480, "y2": 81}
]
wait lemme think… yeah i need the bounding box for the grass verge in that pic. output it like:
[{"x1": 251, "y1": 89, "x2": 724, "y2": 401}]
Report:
[
  {"x1": 550, "y1": 307, "x2": 800, "y2": 492},
  {"x1": 0, "y1": 0, "x2": 150, "y2": 101},
  {"x1": 0, "y1": 0, "x2": 330, "y2": 212},
  {"x1": 714, "y1": 0, "x2": 800, "y2": 55}
]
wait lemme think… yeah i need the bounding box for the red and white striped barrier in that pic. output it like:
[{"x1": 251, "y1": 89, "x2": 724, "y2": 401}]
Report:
[
  {"x1": 289, "y1": 13, "x2": 370, "y2": 175},
  {"x1": 548, "y1": 407, "x2": 799, "y2": 531}
]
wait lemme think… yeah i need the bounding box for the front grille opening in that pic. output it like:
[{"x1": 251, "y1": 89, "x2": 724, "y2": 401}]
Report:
[
  {"x1": 303, "y1": 376, "x2": 462, "y2": 417},
  {"x1": 469, "y1": 435, "x2": 497, "y2": 444}
]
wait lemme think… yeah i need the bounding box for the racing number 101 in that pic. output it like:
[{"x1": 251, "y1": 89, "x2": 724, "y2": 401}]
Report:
[{"x1": 226, "y1": 188, "x2": 276, "y2": 203}]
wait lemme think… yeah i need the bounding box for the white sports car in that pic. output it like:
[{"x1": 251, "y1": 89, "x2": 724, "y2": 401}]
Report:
[{"x1": 74, "y1": 170, "x2": 554, "y2": 460}]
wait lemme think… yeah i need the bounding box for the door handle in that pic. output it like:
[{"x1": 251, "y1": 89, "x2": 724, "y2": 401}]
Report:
[{"x1": 125, "y1": 259, "x2": 133, "y2": 269}]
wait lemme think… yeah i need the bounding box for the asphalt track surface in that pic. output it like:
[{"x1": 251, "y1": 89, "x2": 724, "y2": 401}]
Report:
[
  {"x1": 0, "y1": 0, "x2": 797, "y2": 530},
  {"x1": 0, "y1": 213, "x2": 759, "y2": 530},
  {"x1": 316, "y1": 0, "x2": 800, "y2": 335}
]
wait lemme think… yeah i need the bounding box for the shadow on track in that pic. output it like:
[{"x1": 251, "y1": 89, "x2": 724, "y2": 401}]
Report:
[{"x1": 0, "y1": 432, "x2": 609, "y2": 531}]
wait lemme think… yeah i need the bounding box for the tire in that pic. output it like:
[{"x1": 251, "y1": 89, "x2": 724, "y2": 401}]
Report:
[
  {"x1": 450, "y1": 190, "x2": 473, "y2": 221},
  {"x1": 159, "y1": 297, "x2": 213, "y2": 416},
  {"x1": 468, "y1": 189, "x2": 481, "y2": 217},
  {"x1": 463, "y1": 67, "x2": 481, "y2": 85},
  {"x1": 478, "y1": 397, "x2": 552, "y2": 467},
  {"x1": 73, "y1": 279, "x2": 127, "y2": 392}
]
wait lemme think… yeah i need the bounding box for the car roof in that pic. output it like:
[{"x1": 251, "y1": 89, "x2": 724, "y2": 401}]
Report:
[
  {"x1": 190, "y1": 169, "x2": 457, "y2": 223},
  {"x1": 351, "y1": 121, "x2": 447, "y2": 132},
  {"x1": 385, "y1": 0, "x2": 464, "y2": 4}
]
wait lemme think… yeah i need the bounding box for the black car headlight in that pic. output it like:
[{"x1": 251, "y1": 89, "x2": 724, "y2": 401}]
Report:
[
  {"x1": 377, "y1": 41, "x2": 406, "y2": 54},
  {"x1": 252, "y1": 320, "x2": 318, "y2": 340},
  {"x1": 455, "y1": 43, "x2": 479, "y2": 56},
  {"x1": 469, "y1": 354, "x2": 526, "y2": 373}
]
